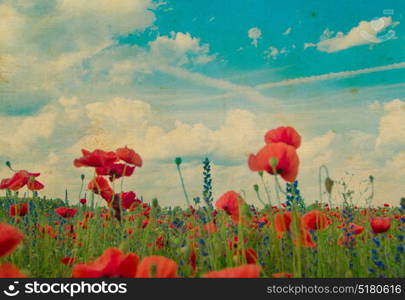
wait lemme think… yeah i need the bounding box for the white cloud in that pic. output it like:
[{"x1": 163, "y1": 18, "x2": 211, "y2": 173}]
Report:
[
  {"x1": 283, "y1": 27, "x2": 292, "y2": 35},
  {"x1": 265, "y1": 46, "x2": 279, "y2": 60},
  {"x1": 375, "y1": 99, "x2": 405, "y2": 147},
  {"x1": 256, "y1": 62, "x2": 405, "y2": 89},
  {"x1": 149, "y1": 32, "x2": 215, "y2": 66},
  {"x1": 248, "y1": 27, "x2": 262, "y2": 48},
  {"x1": 308, "y1": 17, "x2": 397, "y2": 53},
  {"x1": 1, "y1": 95, "x2": 404, "y2": 207},
  {"x1": 0, "y1": 0, "x2": 157, "y2": 94},
  {"x1": 299, "y1": 131, "x2": 337, "y2": 164}
]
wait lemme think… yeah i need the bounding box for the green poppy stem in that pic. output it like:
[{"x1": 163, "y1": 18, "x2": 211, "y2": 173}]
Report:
[{"x1": 176, "y1": 164, "x2": 190, "y2": 207}]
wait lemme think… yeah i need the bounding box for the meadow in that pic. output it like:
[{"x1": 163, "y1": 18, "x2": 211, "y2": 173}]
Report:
[{"x1": 0, "y1": 127, "x2": 404, "y2": 278}]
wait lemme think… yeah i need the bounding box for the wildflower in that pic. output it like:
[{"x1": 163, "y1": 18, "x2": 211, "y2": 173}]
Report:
[
  {"x1": 0, "y1": 223, "x2": 24, "y2": 257},
  {"x1": 80, "y1": 198, "x2": 87, "y2": 205},
  {"x1": 203, "y1": 264, "x2": 261, "y2": 278},
  {"x1": 73, "y1": 149, "x2": 117, "y2": 168},
  {"x1": 301, "y1": 210, "x2": 331, "y2": 231},
  {"x1": 0, "y1": 263, "x2": 26, "y2": 278},
  {"x1": 72, "y1": 248, "x2": 139, "y2": 278},
  {"x1": 155, "y1": 235, "x2": 165, "y2": 249},
  {"x1": 348, "y1": 223, "x2": 364, "y2": 235},
  {"x1": 0, "y1": 170, "x2": 44, "y2": 191},
  {"x1": 296, "y1": 230, "x2": 317, "y2": 248},
  {"x1": 96, "y1": 163, "x2": 135, "y2": 181},
  {"x1": 38, "y1": 224, "x2": 57, "y2": 239},
  {"x1": 10, "y1": 203, "x2": 28, "y2": 217},
  {"x1": 60, "y1": 257, "x2": 76, "y2": 266},
  {"x1": 204, "y1": 221, "x2": 217, "y2": 234},
  {"x1": 370, "y1": 217, "x2": 391, "y2": 234},
  {"x1": 248, "y1": 143, "x2": 299, "y2": 182},
  {"x1": 215, "y1": 191, "x2": 245, "y2": 224},
  {"x1": 55, "y1": 207, "x2": 78, "y2": 218},
  {"x1": 242, "y1": 248, "x2": 258, "y2": 264},
  {"x1": 188, "y1": 243, "x2": 197, "y2": 274},
  {"x1": 272, "y1": 272, "x2": 293, "y2": 278},
  {"x1": 116, "y1": 146, "x2": 142, "y2": 167},
  {"x1": 274, "y1": 212, "x2": 292, "y2": 239},
  {"x1": 118, "y1": 191, "x2": 140, "y2": 210},
  {"x1": 142, "y1": 219, "x2": 149, "y2": 229},
  {"x1": 264, "y1": 126, "x2": 301, "y2": 149},
  {"x1": 136, "y1": 256, "x2": 177, "y2": 278},
  {"x1": 88, "y1": 176, "x2": 113, "y2": 203}
]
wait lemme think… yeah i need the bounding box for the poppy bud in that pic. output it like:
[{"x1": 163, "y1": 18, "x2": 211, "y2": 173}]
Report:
[
  {"x1": 175, "y1": 157, "x2": 182, "y2": 166},
  {"x1": 325, "y1": 177, "x2": 334, "y2": 194},
  {"x1": 80, "y1": 174, "x2": 85, "y2": 181},
  {"x1": 152, "y1": 198, "x2": 159, "y2": 208},
  {"x1": 253, "y1": 184, "x2": 259, "y2": 192}
]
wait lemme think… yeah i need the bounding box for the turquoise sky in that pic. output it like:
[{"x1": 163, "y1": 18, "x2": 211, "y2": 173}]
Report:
[
  {"x1": 2, "y1": 0, "x2": 404, "y2": 120},
  {"x1": 0, "y1": 0, "x2": 404, "y2": 205}
]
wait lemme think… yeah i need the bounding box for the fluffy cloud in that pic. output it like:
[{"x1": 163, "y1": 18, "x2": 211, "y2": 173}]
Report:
[
  {"x1": 248, "y1": 27, "x2": 262, "y2": 47},
  {"x1": 149, "y1": 32, "x2": 215, "y2": 66},
  {"x1": 307, "y1": 17, "x2": 397, "y2": 53},
  {"x1": 1, "y1": 96, "x2": 404, "y2": 207},
  {"x1": 0, "y1": 0, "x2": 157, "y2": 95},
  {"x1": 375, "y1": 99, "x2": 405, "y2": 147},
  {"x1": 283, "y1": 27, "x2": 292, "y2": 35}
]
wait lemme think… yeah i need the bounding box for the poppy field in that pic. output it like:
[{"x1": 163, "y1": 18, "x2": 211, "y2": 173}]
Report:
[{"x1": 0, "y1": 127, "x2": 404, "y2": 278}]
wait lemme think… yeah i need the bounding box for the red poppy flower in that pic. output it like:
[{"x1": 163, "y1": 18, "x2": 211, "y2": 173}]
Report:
[
  {"x1": 88, "y1": 176, "x2": 114, "y2": 203},
  {"x1": 116, "y1": 147, "x2": 142, "y2": 167},
  {"x1": 295, "y1": 230, "x2": 317, "y2": 248},
  {"x1": 248, "y1": 142, "x2": 299, "y2": 182},
  {"x1": 215, "y1": 191, "x2": 245, "y2": 224},
  {"x1": 61, "y1": 257, "x2": 76, "y2": 266},
  {"x1": 347, "y1": 223, "x2": 364, "y2": 235},
  {"x1": 203, "y1": 264, "x2": 261, "y2": 278},
  {"x1": 142, "y1": 219, "x2": 149, "y2": 228},
  {"x1": 155, "y1": 235, "x2": 165, "y2": 249},
  {"x1": 189, "y1": 245, "x2": 197, "y2": 274},
  {"x1": 243, "y1": 248, "x2": 258, "y2": 264},
  {"x1": 0, "y1": 223, "x2": 24, "y2": 257},
  {"x1": 96, "y1": 163, "x2": 135, "y2": 181},
  {"x1": 72, "y1": 248, "x2": 139, "y2": 278},
  {"x1": 264, "y1": 126, "x2": 301, "y2": 149},
  {"x1": 0, "y1": 263, "x2": 26, "y2": 278},
  {"x1": 204, "y1": 221, "x2": 217, "y2": 234},
  {"x1": 55, "y1": 207, "x2": 78, "y2": 218},
  {"x1": 0, "y1": 179, "x2": 10, "y2": 189},
  {"x1": 27, "y1": 179, "x2": 44, "y2": 191},
  {"x1": 116, "y1": 191, "x2": 140, "y2": 210},
  {"x1": 80, "y1": 198, "x2": 87, "y2": 205},
  {"x1": 370, "y1": 217, "x2": 391, "y2": 234},
  {"x1": 10, "y1": 203, "x2": 28, "y2": 217},
  {"x1": 0, "y1": 170, "x2": 42, "y2": 191},
  {"x1": 83, "y1": 211, "x2": 94, "y2": 219},
  {"x1": 301, "y1": 210, "x2": 331, "y2": 231},
  {"x1": 74, "y1": 149, "x2": 118, "y2": 168},
  {"x1": 136, "y1": 256, "x2": 177, "y2": 278},
  {"x1": 274, "y1": 212, "x2": 292, "y2": 238},
  {"x1": 38, "y1": 224, "x2": 57, "y2": 239},
  {"x1": 272, "y1": 272, "x2": 293, "y2": 278}
]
